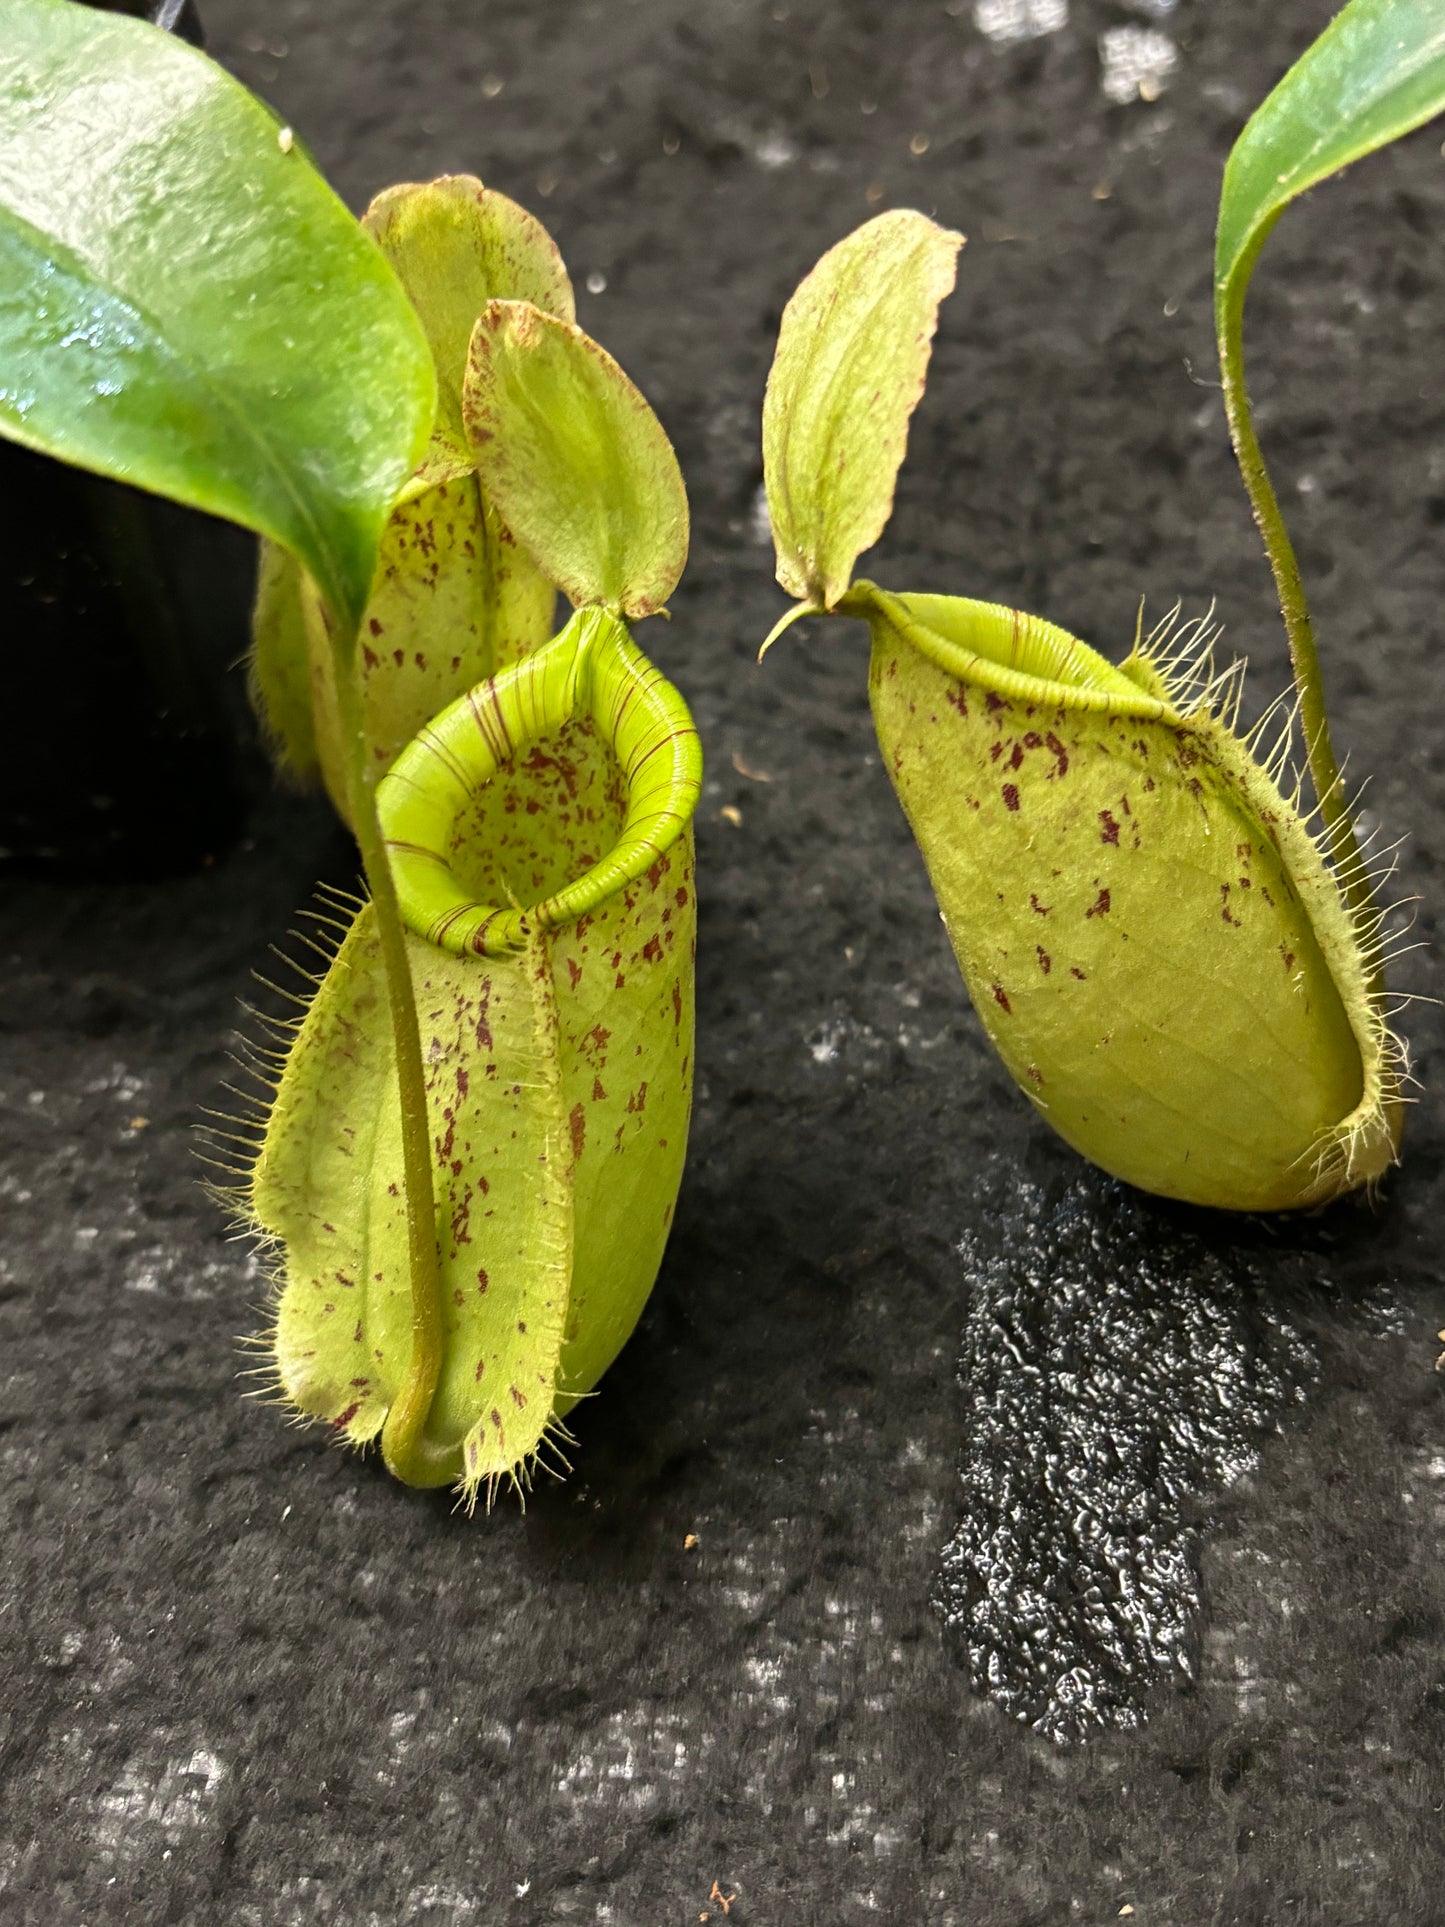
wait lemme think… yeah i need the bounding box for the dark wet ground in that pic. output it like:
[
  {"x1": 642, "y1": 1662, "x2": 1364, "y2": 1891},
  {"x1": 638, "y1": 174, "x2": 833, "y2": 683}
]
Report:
[
  {"x1": 3, "y1": 1, "x2": 1444, "y2": 1921},
  {"x1": 937, "y1": 1171, "x2": 1405, "y2": 1744}
]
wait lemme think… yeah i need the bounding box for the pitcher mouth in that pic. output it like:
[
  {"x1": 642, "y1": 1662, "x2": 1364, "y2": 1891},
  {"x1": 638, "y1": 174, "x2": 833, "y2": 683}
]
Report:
[
  {"x1": 843, "y1": 580, "x2": 1179, "y2": 721},
  {"x1": 378, "y1": 606, "x2": 702, "y2": 958}
]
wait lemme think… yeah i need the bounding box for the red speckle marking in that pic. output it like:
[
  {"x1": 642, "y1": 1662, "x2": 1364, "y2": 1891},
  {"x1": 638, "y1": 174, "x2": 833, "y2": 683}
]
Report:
[
  {"x1": 1002, "y1": 783, "x2": 1021, "y2": 812},
  {"x1": 1085, "y1": 888, "x2": 1111, "y2": 919},
  {"x1": 570, "y1": 1102, "x2": 587, "y2": 1162},
  {"x1": 992, "y1": 983, "x2": 1012, "y2": 1014},
  {"x1": 1099, "y1": 809, "x2": 1120, "y2": 846},
  {"x1": 1036, "y1": 946, "x2": 1052, "y2": 974}
]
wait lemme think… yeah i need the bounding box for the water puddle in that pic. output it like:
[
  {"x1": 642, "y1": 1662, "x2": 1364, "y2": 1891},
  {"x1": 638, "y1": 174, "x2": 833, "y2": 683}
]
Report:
[{"x1": 934, "y1": 1170, "x2": 1393, "y2": 1742}]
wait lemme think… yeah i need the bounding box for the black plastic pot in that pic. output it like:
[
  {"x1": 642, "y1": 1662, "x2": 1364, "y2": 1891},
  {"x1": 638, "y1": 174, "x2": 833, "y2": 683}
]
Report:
[{"x1": 0, "y1": 0, "x2": 259, "y2": 881}]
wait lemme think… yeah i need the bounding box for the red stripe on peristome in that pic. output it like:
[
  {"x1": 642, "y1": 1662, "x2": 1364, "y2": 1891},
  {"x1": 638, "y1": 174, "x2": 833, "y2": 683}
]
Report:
[
  {"x1": 487, "y1": 679, "x2": 515, "y2": 758},
  {"x1": 465, "y1": 684, "x2": 512, "y2": 770},
  {"x1": 624, "y1": 726, "x2": 695, "y2": 783},
  {"x1": 418, "y1": 725, "x2": 474, "y2": 796},
  {"x1": 430, "y1": 901, "x2": 486, "y2": 948}
]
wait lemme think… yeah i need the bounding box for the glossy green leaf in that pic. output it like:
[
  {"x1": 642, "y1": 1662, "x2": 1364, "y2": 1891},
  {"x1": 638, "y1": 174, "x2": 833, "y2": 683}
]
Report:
[
  {"x1": 0, "y1": 0, "x2": 433, "y2": 630},
  {"x1": 462, "y1": 302, "x2": 688, "y2": 619},
  {"x1": 857, "y1": 582, "x2": 1398, "y2": 1211},
  {"x1": 762, "y1": 210, "x2": 962, "y2": 612},
  {"x1": 1216, "y1": 0, "x2": 1445, "y2": 306},
  {"x1": 250, "y1": 609, "x2": 701, "y2": 1498},
  {"x1": 363, "y1": 174, "x2": 575, "y2": 492}
]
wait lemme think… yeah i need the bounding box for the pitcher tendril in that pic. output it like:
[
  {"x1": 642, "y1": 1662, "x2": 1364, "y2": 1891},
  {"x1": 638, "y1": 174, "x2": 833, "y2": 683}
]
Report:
[{"x1": 1212, "y1": 0, "x2": 1445, "y2": 994}]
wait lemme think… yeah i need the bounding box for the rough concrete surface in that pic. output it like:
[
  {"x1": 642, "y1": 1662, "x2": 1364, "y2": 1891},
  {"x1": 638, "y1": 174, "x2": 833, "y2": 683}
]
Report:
[{"x1": 2, "y1": 1, "x2": 1443, "y2": 1922}]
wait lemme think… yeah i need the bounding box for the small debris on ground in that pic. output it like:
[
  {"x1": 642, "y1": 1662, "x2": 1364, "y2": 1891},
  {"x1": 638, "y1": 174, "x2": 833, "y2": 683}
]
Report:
[{"x1": 730, "y1": 750, "x2": 772, "y2": 783}]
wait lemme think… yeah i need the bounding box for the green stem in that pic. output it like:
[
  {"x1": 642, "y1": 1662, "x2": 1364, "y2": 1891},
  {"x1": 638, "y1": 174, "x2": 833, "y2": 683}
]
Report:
[
  {"x1": 1215, "y1": 270, "x2": 1383, "y2": 995},
  {"x1": 329, "y1": 631, "x2": 455, "y2": 1489}
]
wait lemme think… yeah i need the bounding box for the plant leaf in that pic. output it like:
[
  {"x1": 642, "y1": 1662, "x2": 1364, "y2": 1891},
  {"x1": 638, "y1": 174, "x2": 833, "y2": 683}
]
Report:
[
  {"x1": 462, "y1": 301, "x2": 688, "y2": 619},
  {"x1": 762, "y1": 210, "x2": 963, "y2": 611},
  {"x1": 0, "y1": 0, "x2": 434, "y2": 630},
  {"x1": 1216, "y1": 0, "x2": 1445, "y2": 309},
  {"x1": 363, "y1": 175, "x2": 575, "y2": 492}
]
